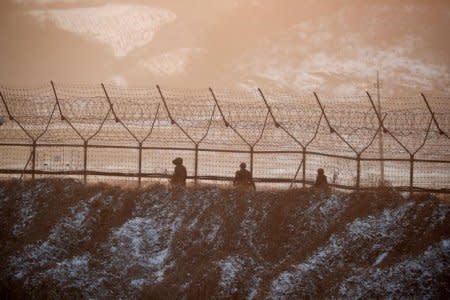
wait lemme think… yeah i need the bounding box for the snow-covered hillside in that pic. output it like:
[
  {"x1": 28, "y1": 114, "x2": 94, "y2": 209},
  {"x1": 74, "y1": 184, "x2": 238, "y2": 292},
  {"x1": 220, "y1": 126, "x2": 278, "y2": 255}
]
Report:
[{"x1": 0, "y1": 179, "x2": 449, "y2": 298}]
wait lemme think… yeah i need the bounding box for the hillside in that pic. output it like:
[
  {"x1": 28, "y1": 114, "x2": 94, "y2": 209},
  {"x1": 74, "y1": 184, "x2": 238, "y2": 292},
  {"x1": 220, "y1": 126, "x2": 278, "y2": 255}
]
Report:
[{"x1": 0, "y1": 179, "x2": 449, "y2": 299}]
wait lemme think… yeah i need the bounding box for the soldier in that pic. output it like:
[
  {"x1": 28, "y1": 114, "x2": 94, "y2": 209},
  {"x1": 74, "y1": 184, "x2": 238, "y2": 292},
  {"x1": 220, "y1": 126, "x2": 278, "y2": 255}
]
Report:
[
  {"x1": 233, "y1": 162, "x2": 255, "y2": 190},
  {"x1": 170, "y1": 157, "x2": 187, "y2": 187},
  {"x1": 314, "y1": 168, "x2": 328, "y2": 189}
]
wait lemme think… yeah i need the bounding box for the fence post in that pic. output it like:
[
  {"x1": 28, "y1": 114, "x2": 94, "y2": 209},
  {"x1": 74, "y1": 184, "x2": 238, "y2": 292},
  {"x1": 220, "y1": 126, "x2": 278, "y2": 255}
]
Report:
[
  {"x1": 138, "y1": 142, "x2": 142, "y2": 187},
  {"x1": 31, "y1": 141, "x2": 37, "y2": 180},
  {"x1": 302, "y1": 147, "x2": 306, "y2": 188},
  {"x1": 250, "y1": 146, "x2": 254, "y2": 179},
  {"x1": 83, "y1": 141, "x2": 88, "y2": 184},
  {"x1": 356, "y1": 153, "x2": 361, "y2": 190},
  {"x1": 194, "y1": 144, "x2": 199, "y2": 186},
  {"x1": 409, "y1": 154, "x2": 414, "y2": 195}
]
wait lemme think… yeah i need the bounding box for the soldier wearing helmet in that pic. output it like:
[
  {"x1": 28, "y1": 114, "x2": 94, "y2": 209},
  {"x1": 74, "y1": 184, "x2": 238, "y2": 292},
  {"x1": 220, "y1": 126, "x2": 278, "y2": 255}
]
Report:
[
  {"x1": 314, "y1": 168, "x2": 328, "y2": 189},
  {"x1": 233, "y1": 162, "x2": 255, "y2": 190},
  {"x1": 171, "y1": 157, "x2": 187, "y2": 187}
]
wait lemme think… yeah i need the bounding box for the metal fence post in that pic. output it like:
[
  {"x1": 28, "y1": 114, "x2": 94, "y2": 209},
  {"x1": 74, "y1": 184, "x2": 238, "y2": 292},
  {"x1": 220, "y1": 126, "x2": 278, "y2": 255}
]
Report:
[
  {"x1": 250, "y1": 146, "x2": 254, "y2": 178},
  {"x1": 194, "y1": 144, "x2": 199, "y2": 185},
  {"x1": 138, "y1": 142, "x2": 143, "y2": 187},
  {"x1": 31, "y1": 141, "x2": 37, "y2": 180},
  {"x1": 356, "y1": 153, "x2": 361, "y2": 190},
  {"x1": 302, "y1": 147, "x2": 306, "y2": 188},
  {"x1": 410, "y1": 154, "x2": 414, "y2": 195},
  {"x1": 83, "y1": 141, "x2": 88, "y2": 184}
]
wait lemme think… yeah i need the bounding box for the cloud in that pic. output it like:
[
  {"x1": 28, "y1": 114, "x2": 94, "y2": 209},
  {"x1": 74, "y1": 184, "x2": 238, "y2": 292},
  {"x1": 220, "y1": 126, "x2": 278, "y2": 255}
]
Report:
[
  {"x1": 14, "y1": 0, "x2": 89, "y2": 4},
  {"x1": 29, "y1": 4, "x2": 176, "y2": 57},
  {"x1": 235, "y1": 8, "x2": 449, "y2": 94},
  {"x1": 141, "y1": 48, "x2": 205, "y2": 77}
]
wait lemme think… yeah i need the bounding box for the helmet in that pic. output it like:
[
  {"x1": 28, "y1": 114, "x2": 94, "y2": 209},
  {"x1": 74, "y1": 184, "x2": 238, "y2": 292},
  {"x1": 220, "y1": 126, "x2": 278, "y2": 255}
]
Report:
[
  {"x1": 317, "y1": 168, "x2": 324, "y2": 175},
  {"x1": 172, "y1": 157, "x2": 183, "y2": 165},
  {"x1": 240, "y1": 162, "x2": 247, "y2": 169}
]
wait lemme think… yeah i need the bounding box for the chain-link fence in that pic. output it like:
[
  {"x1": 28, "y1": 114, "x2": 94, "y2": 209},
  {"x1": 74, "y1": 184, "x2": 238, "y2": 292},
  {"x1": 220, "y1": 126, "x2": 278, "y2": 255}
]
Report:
[{"x1": 0, "y1": 82, "x2": 449, "y2": 193}]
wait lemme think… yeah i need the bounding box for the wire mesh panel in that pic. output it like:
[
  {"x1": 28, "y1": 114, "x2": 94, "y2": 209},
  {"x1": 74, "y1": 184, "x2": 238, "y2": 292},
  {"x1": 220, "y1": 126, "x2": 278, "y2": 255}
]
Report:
[
  {"x1": 88, "y1": 114, "x2": 140, "y2": 146},
  {"x1": 254, "y1": 123, "x2": 301, "y2": 151},
  {"x1": 253, "y1": 152, "x2": 303, "y2": 180},
  {"x1": 0, "y1": 84, "x2": 449, "y2": 193},
  {"x1": 161, "y1": 88, "x2": 217, "y2": 143},
  {"x1": 362, "y1": 132, "x2": 410, "y2": 159},
  {"x1": 0, "y1": 145, "x2": 32, "y2": 171},
  {"x1": 415, "y1": 133, "x2": 450, "y2": 160},
  {"x1": 305, "y1": 153, "x2": 357, "y2": 187},
  {"x1": 35, "y1": 146, "x2": 83, "y2": 173},
  {"x1": 382, "y1": 160, "x2": 411, "y2": 188},
  {"x1": 197, "y1": 150, "x2": 249, "y2": 179},
  {"x1": 381, "y1": 95, "x2": 433, "y2": 154},
  {"x1": 199, "y1": 120, "x2": 250, "y2": 150},
  {"x1": 38, "y1": 111, "x2": 85, "y2": 145},
  {"x1": 307, "y1": 122, "x2": 355, "y2": 156},
  {"x1": 105, "y1": 86, "x2": 163, "y2": 146},
  {"x1": 87, "y1": 147, "x2": 139, "y2": 175},
  {"x1": 34, "y1": 146, "x2": 83, "y2": 180},
  {"x1": 54, "y1": 83, "x2": 111, "y2": 141},
  {"x1": 0, "y1": 121, "x2": 32, "y2": 144},
  {"x1": 212, "y1": 88, "x2": 269, "y2": 146},
  {"x1": 142, "y1": 149, "x2": 195, "y2": 178},
  {"x1": 414, "y1": 161, "x2": 450, "y2": 190},
  {"x1": 360, "y1": 160, "x2": 384, "y2": 187},
  {"x1": 318, "y1": 94, "x2": 380, "y2": 154},
  {"x1": 264, "y1": 90, "x2": 323, "y2": 149},
  {"x1": 0, "y1": 85, "x2": 56, "y2": 141},
  {"x1": 427, "y1": 95, "x2": 449, "y2": 136}
]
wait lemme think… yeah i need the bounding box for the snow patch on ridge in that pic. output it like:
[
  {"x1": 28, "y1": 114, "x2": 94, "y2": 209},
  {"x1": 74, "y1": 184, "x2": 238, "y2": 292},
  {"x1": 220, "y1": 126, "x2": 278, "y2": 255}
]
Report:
[
  {"x1": 8, "y1": 192, "x2": 102, "y2": 279},
  {"x1": 338, "y1": 239, "x2": 450, "y2": 299},
  {"x1": 269, "y1": 202, "x2": 415, "y2": 297},
  {"x1": 11, "y1": 181, "x2": 49, "y2": 237}
]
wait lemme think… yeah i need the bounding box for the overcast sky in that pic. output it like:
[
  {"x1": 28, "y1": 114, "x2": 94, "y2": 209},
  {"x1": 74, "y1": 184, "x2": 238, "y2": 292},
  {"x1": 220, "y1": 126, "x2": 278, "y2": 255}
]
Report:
[{"x1": 0, "y1": 0, "x2": 449, "y2": 94}]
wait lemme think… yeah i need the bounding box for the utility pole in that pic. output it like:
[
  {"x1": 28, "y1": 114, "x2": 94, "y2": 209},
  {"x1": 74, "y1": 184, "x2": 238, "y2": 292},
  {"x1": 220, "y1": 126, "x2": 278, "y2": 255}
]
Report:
[{"x1": 376, "y1": 71, "x2": 385, "y2": 185}]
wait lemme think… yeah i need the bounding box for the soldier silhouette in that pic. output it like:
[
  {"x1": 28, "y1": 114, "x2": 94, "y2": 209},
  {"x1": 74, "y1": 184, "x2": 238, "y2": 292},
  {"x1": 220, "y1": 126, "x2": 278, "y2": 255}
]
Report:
[
  {"x1": 170, "y1": 157, "x2": 187, "y2": 187},
  {"x1": 314, "y1": 168, "x2": 328, "y2": 189},
  {"x1": 233, "y1": 162, "x2": 255, "y2": 190}
]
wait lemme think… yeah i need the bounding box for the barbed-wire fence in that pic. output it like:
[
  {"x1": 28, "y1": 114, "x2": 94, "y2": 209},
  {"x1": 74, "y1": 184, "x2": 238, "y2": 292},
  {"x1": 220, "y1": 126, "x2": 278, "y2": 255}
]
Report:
[{"x1": 0, "y1": 82, "x2": 449, "y2": 193}]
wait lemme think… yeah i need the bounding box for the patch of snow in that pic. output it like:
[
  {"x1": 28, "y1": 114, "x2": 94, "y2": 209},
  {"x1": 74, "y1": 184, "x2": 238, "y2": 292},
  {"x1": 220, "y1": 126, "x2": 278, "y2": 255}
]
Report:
[
  {"x1": 11, "y1": 190, "x2": 36, "y2": 237},
  {"x1": 373, "y1": 252, "x2": 388, "y2": 266},
  {"x1": 106, "y1": 215, "x2": 181, "y2": 284},
  {"x1": 187, "y1": 217, "x2": 198, "y2": 230},
  {"x1": 11, "y1": 240, "x2": 60, "y2": 280},
  {"x1": 269, "y1": 201, "x2": 417, "y2": 297},
  {"x1": 207, "y1": 219, "x2": 221, "y2": 241},
  {"x1": 339, "y1": 239, "x2": 450, "y2": 298},
  {"x1": 8, "y1": 192, "x2": 102, "y2": 279},
  {"x1": 218, "y1": 256, "x2": 246, "y2": 295},
  {"x1": 43, "y1": 254, "x2": 90, "y2": 281},
  {"x1": 130, "y1": 278, "x2": 147, "y2": 289},
  {"x1": 11, "y1": 182, "x2": 49, "y2": 237}
]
